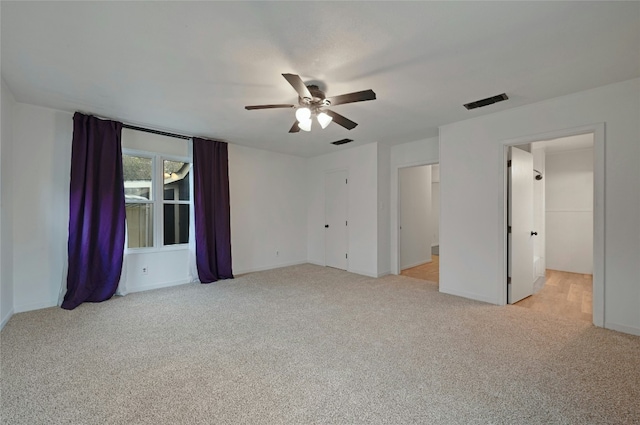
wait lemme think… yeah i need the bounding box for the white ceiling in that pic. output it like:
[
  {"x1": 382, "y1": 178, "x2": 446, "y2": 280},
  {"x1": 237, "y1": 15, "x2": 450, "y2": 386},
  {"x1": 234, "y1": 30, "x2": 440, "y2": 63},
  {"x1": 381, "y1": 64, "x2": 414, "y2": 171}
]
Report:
[{"x1": 2, "y1": 1, "x2": 639, "y2": 158}]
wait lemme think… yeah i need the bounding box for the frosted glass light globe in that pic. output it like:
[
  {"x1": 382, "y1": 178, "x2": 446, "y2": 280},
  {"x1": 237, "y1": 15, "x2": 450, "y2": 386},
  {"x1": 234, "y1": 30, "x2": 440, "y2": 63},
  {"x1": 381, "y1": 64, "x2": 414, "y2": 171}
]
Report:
[
  {"x1": 298, "y1": 118, "x2": 312, "y2": 132},
  {"x1": 295, "y1": 107, "x2": 311, "y2": 122},
  {"x1": 317, "y1": 112, "x2": 333, "y2": 129}
]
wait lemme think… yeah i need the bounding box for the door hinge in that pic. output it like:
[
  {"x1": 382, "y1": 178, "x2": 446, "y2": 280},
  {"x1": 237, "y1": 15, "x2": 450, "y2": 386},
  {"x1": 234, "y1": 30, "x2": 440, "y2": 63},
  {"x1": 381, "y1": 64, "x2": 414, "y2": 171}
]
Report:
[
  {"x1": 345, "y1": 178, "x2": 348, "y2": 184},
  {"x1": 507, "y1": 225, "x2": 511, "y2": 233},
  {"x1": 507, "y1": 277, "x2": 511, "y2": 284},
  {"x1": 346, "y1": 253, "x2": 348, "y2": 259},
  {"x1": 346, "y1": 221, "x2": 348, "y2": 226},
  {"x1": 507, "y1": 160, "x2": 512, "y2": 167}
]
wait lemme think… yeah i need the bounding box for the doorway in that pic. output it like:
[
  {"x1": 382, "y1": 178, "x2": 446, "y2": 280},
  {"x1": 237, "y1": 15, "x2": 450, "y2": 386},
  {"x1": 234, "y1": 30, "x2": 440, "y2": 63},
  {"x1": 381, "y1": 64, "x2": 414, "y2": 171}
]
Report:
[
  {"x1": 505, "y1": 130, "x2": 600, "y2": 324},
  {"x1": 398, "y1": 164, "x2": 440, "y2": 284}
]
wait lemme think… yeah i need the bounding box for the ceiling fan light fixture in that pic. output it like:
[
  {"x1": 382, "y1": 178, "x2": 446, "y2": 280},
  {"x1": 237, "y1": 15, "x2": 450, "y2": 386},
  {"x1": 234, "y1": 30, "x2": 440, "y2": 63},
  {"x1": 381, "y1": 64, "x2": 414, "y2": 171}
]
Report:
[
  {"x1": 317, "y1": 112, "x2": 332, "y2": 129},
  {"x1": 298, "y1": 118, "x2": 312, "y2": 132},
  {"x1": 245, "y1": 73, "x2": 376, "y2": 133},
  {"x1": 295, "y1": 107, "x2": 311, "y2": 122}
]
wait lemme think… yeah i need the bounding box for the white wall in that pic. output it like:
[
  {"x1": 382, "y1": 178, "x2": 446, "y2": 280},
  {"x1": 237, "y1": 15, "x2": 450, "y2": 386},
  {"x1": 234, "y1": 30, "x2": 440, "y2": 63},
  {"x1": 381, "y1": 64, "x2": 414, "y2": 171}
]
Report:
[
  {"x1": 1, "y1": 78, "x2": 16, "y2": 328},
  {"x1": 122, "y1": 127, "x2": 190, "y2": 157},
  {"x1": 229, "y1": 143, "x2": 308, "y2": 274},
  {"x1": 545, "y1": 148, "x2": 594, "y2": 274},
  {"x1": 431, "y1": 164, "x2": 440, "y2": 246},
  {"x1": 399, "y1": 165, "x2": 432, "y2": 270},
  {"x1": 532, "y1": 146, "x2": 546, "y2": 278},
  {"x1": 390, "y1": 137, "x2": 440, "y2": 274},
  {"x1": 377, "y1": 144, "x2": 391, "y2": 276},
  {"x1": 307, "y1": 143, "x2": 380, "y2": 277},
  {"x1": 440, "y1": 78, "x2": 640, "y2": 335},
  {"x1": 121, "y1": 249, "x2": 190, "y2": 293},
  {"x1": 12, "y1": 103, "x2": 72, "y2": 312}
]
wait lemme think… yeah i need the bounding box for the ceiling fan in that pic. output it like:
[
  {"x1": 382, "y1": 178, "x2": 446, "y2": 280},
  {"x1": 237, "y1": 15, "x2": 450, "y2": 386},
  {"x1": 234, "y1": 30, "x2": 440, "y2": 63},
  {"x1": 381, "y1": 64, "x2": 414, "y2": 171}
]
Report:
[{"x1": 245, "y1": 73, "x2": 376, "y2": 133}]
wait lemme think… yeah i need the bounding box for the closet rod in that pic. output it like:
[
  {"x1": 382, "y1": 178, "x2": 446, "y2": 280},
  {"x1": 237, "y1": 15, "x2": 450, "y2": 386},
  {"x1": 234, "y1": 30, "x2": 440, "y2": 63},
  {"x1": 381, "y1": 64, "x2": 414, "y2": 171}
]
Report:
[{"x1": 122, "y1": 123, "x2": 191, "y2": 140}]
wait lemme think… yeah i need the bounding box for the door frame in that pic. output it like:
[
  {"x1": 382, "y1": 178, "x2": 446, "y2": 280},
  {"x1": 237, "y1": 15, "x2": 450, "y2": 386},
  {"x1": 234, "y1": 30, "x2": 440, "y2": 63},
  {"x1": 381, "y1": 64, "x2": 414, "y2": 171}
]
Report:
[
  {"x1": 500, "y1": 123, "x2": 605, "y2": 327},
  {"x1": 392, "y1": 160, "x2": 439, "y2": 276}
]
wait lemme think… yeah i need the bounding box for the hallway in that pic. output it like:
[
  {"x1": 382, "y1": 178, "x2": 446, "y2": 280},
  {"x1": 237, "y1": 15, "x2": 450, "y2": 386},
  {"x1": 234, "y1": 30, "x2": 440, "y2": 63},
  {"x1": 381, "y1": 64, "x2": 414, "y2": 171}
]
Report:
[
  {"x1": 401, "y1": 264, "x2": 592, "y2": 323},
  {"x1": 515, "y1": 269, "x2": 592, "y2": 323},
  {"x1": 401, "y1": 255, "x2": 439, "y2": 284}
]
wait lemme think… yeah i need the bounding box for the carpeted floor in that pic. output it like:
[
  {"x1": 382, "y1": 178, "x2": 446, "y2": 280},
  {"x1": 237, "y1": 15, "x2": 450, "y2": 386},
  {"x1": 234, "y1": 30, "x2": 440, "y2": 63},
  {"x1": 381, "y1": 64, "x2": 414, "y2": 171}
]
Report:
[{"x1": 2, "y1": 264, "x2": 639, "y2": 424}]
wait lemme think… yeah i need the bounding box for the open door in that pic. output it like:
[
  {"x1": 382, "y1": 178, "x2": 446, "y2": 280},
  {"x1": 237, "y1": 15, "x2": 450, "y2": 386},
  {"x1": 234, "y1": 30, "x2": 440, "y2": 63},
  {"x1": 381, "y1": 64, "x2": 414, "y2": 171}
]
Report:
[{"x1": 508, "y1": 147, "x2": 535, "y2": 303}]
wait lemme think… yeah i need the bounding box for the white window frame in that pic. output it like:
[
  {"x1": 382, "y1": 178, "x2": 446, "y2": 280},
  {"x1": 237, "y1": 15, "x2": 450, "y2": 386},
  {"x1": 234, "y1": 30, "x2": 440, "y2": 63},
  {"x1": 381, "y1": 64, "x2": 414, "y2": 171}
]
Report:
[{"x1": 123, "y1": 148, "x2": 191, "y2": 252}]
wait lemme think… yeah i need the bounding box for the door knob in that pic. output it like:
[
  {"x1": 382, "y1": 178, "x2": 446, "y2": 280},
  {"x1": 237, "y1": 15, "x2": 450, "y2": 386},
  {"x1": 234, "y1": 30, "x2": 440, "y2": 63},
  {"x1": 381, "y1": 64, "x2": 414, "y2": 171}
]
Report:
[{"x1": 531, "y1": 231, "x2": 538, "y2": 236}]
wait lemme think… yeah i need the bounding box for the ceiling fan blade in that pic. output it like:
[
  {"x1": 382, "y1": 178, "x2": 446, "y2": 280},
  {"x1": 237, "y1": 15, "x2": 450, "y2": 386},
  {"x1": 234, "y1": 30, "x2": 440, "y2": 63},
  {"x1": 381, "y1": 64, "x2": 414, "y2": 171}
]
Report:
[
  {"x1": 288, "y1": 121, "x2": 300, "y2": 133},
  {"x1": 282, "y1": 73, "x2": 312, "y2": 99},
  {"x1": 245, "y1": 104, "x2": 295, "y2": 110},
  {"x1": 324, "y1": 109, "x2": 358, "y2": 130},
  {"x1": 327, "y1": 89, "x2": 376, "y2": 107}
]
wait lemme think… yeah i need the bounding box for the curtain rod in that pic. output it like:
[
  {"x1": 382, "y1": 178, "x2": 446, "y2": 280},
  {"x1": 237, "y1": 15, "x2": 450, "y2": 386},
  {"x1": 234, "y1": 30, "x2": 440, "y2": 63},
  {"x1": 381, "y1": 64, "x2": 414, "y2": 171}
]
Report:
[
  {"x1": 80, "y1": 111, "x2": 193, "y2": 140},
  {"x1": 122, "y1": 123, "x2": 191, "y2": 140},
  {"x1": 122, "y1": 123, "x2": 225, "y2": 144}
]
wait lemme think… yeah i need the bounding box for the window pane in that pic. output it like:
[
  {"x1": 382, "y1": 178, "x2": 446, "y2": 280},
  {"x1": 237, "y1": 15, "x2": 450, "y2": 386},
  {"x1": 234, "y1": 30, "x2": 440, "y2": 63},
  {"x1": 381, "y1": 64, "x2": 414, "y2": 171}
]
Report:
[
  {"x1": 163, "y1": 161, "x2": 190, "y2": 201},
  {"x1": 164, "y1": 204, "x2": 189, "y2": 245},
  {"x1": 125, "y1": 204, "x2": 153, "y2": 248},
  {"x1": 123, "y1": 155, "x2": 152, "y2": 200}
]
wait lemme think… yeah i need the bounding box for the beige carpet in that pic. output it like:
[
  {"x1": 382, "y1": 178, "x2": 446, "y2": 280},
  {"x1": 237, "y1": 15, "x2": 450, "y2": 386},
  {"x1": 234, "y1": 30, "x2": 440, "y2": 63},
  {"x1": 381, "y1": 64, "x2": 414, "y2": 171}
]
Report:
[{"x1": 2, "y1": 264, "x2": 639, "y2": 424}]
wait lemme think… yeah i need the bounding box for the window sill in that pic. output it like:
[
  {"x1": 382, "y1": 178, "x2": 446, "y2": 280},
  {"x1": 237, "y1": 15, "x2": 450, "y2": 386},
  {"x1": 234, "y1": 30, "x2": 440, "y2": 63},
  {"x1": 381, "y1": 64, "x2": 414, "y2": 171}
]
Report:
[{"x1": 126, "y1": 244, "x2": 189, "y2": 254}]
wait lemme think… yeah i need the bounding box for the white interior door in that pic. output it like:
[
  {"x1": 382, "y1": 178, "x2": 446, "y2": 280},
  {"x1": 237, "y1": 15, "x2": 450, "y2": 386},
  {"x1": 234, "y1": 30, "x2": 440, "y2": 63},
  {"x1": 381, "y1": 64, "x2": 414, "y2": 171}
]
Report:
[
  {"x1": 508, "y1": 147, "x2": 535, "y2": 304},
  {"x1": 325, "y1": 170, "x2": 348, "y2": 270}
]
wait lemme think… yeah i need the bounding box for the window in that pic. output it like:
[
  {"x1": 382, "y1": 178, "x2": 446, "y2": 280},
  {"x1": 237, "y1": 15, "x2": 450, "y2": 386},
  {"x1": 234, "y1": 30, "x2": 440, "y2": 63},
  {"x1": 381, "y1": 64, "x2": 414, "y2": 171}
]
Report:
[
  {"x1": 123, "y1": 152, "x2": 191, "y2": 249},
  {"x1": 124, "y1": 155, "x2": 154, "y2": 248},
  {"x1": 163, "y1": 160, "x2": 191, "y2": 245}
]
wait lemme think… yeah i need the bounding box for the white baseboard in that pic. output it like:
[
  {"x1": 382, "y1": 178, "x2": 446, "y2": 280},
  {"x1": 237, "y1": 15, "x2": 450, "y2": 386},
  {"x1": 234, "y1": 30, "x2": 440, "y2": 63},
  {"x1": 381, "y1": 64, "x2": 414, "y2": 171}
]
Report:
[
  {"x1": 439, "y1": 286, "x2": 498, "y2": 305},
  {"x1": 1, "y1": 308, "x2": 14, "y2": 331},
  {"x1": 14, "y1": 299, "x2": 57, "y2": 314},
  {"x1": 126, "y1": 279, "x2": 192, "y2": 294},
  {"x1": 605, "y1": 322, "x2": 640, "y2": 337},
  {"x1": 347, "y1": 268, "x2": 379, "y2": 278},
  {"x1": 401, "y1": 258, "x2": 432, "y2": 271},
  {"x1": 299, "y1": 262, "x2": 389, "y2": 279},
  {"x1": 233, "y1": 260, "x2": 308, "y2": 276}
]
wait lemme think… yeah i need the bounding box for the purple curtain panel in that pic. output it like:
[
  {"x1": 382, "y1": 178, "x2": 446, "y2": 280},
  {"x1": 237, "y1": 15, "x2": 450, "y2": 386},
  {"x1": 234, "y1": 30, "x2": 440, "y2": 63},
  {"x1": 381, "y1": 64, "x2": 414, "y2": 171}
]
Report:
[
  {"x1": 192, "y1": 137, "x2": 233, "y2": 282},
  {"x1": 61, "y1": 113, "x2": 125, "y2": 310}
]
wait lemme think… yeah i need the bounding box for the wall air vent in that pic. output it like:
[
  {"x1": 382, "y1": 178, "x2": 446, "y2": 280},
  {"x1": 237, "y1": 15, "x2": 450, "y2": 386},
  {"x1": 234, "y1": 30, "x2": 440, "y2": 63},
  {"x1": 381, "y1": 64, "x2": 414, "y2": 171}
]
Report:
[
  {"x1": 464, "y1": 93, "x2": 508, "y2": 110},
  {"x1": 331, "y1": 138, "x2": 354, "y2": 146}
]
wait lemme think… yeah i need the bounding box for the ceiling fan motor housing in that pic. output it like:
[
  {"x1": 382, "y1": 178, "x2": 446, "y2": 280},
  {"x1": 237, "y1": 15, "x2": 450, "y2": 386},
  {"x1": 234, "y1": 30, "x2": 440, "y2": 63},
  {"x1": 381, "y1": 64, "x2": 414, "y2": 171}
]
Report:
[{"x1": 300, "y1": 85, "x2": 331, "y2": 110}]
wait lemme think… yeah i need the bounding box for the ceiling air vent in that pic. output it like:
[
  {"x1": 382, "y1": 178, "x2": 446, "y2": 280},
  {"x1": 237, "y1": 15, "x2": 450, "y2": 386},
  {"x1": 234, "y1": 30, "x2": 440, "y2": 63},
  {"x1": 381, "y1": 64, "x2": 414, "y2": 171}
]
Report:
[
  {"x1": 464, "y1": 93, "x2": 508, "y2": 110},
  {"x1": 331, "y1": 138, "x2": 354, "y2": 146}
]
